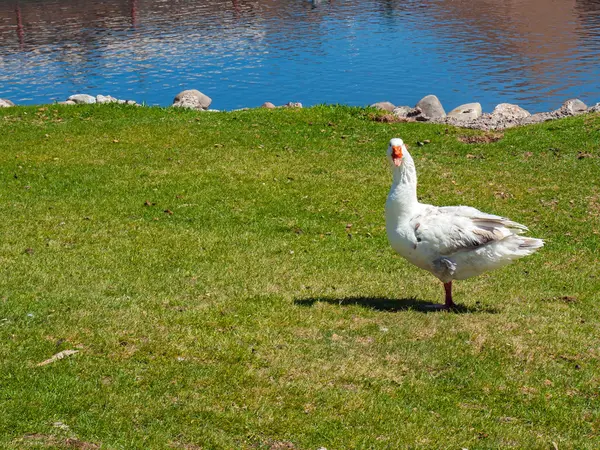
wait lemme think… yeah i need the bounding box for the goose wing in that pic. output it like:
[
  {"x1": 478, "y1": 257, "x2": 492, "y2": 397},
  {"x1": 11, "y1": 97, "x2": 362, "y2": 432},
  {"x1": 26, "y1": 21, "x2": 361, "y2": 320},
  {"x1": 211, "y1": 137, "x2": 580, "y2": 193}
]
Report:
[{"x1": 410, "y1": 205, "x2": 528, "y2": 256}]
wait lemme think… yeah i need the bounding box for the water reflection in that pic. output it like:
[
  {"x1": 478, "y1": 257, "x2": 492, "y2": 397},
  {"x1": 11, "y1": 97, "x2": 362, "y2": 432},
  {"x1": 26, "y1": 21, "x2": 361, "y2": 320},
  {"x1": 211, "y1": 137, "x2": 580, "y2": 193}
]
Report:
[{"x1": 0, "y1": 0, "x2": 599, "y2": 111}]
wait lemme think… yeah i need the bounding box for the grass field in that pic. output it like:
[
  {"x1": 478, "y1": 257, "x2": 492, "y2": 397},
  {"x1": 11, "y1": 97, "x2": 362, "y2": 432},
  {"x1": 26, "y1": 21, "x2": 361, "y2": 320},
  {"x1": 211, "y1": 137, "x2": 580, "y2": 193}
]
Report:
[{"x1": 1, "y1": 104, "x2": 599, "y2": 449}]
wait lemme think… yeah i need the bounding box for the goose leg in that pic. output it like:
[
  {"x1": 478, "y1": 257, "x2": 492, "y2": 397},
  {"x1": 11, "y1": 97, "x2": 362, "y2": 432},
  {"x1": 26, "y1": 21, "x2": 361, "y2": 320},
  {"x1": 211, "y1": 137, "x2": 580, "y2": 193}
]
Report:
[{"x1": 444, "y1": 281, "x2": 456, "y2": 309}]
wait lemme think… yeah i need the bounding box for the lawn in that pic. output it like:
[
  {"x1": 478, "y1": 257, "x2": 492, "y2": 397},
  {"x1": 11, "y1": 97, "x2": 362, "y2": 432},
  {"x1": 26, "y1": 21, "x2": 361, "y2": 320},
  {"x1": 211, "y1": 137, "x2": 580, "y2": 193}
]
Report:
[{"x1": 1, "y1": 104, "x2": 599, "y2": 449}]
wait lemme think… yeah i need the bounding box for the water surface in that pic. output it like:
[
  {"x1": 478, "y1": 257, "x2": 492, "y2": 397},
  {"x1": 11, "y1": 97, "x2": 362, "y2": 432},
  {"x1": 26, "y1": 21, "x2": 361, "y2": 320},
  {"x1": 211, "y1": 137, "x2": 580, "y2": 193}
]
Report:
[{"x1": 1, "y1": 0, "x2": 600, "y2": 112}]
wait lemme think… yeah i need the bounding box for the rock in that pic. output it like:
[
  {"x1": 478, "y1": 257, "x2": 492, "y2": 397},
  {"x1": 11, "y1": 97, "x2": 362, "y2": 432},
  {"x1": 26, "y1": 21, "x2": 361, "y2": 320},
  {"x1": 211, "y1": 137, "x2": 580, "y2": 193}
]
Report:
[
  {"x1": 125, "y1": 100, "x2": 137, "y2": 105},
  {"x1": 67, "y1": 94, "x2": 96, "y2": 104},
  {"x1": 416, "y1": 94, "x2": 446, "y2": 119},
  {"x1": 261, "y1": 102, "x2": 276, "y2": 109},
  {"x1": 172, "y1": 89, "x2": 212, "y2": 110},
  {"x1": 520, "y1": 99, "x2": 587, "y2": 126},
  {"x1": 0, "y1": 98, "x2": 15, "y2": 107},
  {"x1": 441, "y1": 103, "x2": 531, "y2": 131},
  {"x1": 371, "y1": 101, "x2": 396, "y2": 112},
  {"x1": 447, "y1": 102, "x2": 482, "y2": 121},
  {"x1": 284, "y1": 102, "x2": 302, "y2": 108},
  {"x1": 520, "y1": 112, "x2": 555, "y2": 126},
  {"x1": 556, "y1": 98, "x2": 587, "y2": 116},
  {"x1": 96, "y1": 94, "x2": 118, "y2": 104},
  {"x1": 491, "y1": 103, "x2": 531, "y2": 121},
  {"x1": 57, "y1": 100, "x2": 77, "y2": 105},
  {"x1": 429, "y1": 98, "x2": 593, "y2": 131},
  {"x1": 117, "y1": 99, "x2": 127, "y2": 104},
  {"x1": 437, "y1": 102, "x2": 532, "y2": 130},
  {"x1": 392, "y1": 106, "x2": 423, "y2": 119}
]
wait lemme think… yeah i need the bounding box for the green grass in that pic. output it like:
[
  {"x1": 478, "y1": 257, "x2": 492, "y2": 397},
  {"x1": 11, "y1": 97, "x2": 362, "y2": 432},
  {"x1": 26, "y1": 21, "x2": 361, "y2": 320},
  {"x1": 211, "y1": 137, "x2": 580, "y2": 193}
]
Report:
[{"x1": 1, "y1": 104, "x2": 599, "y2": 449}]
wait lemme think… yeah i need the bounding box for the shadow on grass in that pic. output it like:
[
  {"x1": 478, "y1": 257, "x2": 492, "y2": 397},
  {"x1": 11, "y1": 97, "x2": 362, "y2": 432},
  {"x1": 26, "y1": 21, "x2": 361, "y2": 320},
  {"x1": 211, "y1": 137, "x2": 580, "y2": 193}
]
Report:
[{"x1": 294, "y1": 296, "x2": 497, "y2": 314}]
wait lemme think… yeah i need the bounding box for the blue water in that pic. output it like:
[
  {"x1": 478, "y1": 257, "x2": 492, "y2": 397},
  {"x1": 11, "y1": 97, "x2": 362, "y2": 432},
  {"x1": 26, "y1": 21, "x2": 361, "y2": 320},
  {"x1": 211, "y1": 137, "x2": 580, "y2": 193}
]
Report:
[{"x1": 1, "y1": 0, "x2": 600, "y2": 112}]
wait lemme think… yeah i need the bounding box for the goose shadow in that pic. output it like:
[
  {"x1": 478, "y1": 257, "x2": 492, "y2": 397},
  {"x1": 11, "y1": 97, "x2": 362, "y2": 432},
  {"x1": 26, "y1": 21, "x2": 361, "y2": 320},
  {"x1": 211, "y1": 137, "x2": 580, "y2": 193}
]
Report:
[{"x1": 294, "y1": 296, "x2": 497, "y2": 314}]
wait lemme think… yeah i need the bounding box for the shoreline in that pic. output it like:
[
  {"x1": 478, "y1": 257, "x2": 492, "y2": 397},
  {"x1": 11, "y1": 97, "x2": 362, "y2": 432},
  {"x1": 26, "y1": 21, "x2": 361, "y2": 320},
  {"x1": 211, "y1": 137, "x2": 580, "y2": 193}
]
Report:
[{"x1": 2, "y1": 90, "x2": 599, "y2": 131}]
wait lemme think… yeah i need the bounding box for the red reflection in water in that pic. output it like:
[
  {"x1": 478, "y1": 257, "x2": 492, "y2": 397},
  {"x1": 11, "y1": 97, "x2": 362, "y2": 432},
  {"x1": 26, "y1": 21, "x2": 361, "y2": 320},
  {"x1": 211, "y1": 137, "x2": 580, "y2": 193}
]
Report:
[
  {"x1": 131, "y1": 0, "x2": 137, "y2": 27},
  {"x1": 15, "y1": 3, "x2": 24, "y2": 49}
]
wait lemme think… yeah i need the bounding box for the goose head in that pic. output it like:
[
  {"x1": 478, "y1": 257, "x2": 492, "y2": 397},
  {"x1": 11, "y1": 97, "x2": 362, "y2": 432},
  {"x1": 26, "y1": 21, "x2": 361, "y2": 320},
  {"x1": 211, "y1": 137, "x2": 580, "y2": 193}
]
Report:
[{"x1": 387, "y1": 138, "x2": 407, "y2": 167}]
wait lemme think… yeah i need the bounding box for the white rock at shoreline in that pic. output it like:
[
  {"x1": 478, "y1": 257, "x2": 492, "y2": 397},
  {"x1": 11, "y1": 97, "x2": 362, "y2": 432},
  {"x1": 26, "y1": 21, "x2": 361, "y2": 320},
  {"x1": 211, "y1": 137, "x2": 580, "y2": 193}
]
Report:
[
  {"x1": 447, "y1": 102, "x2": 482, "y2": 121},
  {"x1": 68, "y1": 94, "x2": 96, "y2": 104},
  {"x1": 0, "y1": 98, "x2": 15, "y2": 107},
  {"x1": 491, "y1": 103, "x2": 531, "y2": 120},
  {"x1": 172, "y1": 89, "x2": 212, "y2": 110},
  {"x1": 558, "y1": 98, "x2": 587, "y2": 116},
  {"x1": 97, "y1": 94, "x2": 118, "y2": 104},
  {"x1": 392, "y1": 106, "x2": 422, "y2": 119},
  {"x1": 371, "y1": 101, "x2": 396, "y2": 112},
  {"x1": 416, "y1": 94, "x2": 446, "y2": 119},
  {"x1": 589, "y1": 102, "x2": 600, "y2": 113},
  {"x1": 520, "y1": 98, "x2": 588, "y2": 125}
]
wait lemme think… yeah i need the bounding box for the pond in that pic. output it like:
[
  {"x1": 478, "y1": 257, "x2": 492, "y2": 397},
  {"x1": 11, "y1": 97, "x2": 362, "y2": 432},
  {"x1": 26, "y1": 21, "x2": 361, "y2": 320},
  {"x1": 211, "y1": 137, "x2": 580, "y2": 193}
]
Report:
[{"x1": 1, "y1": 0, "x2": 600, "y2": 112}]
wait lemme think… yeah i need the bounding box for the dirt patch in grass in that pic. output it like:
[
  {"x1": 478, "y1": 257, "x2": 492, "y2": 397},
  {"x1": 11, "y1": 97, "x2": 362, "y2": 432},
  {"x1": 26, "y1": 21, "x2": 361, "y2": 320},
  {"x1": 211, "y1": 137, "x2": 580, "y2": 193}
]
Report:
[
  {"x1": 369, "y1": 113, "x2": 410, "y2": 123},
  {"x1": 19, "y1": 434, "x2": 100, "y2": 449},
  {"x1": 169, "y1": 442, "x2": 203, "y2": 450},
  {"x1": 265, "y1": 440, "x2": 296, "y2": 450},
  {"x1": 457, "y1": 132, "x2": 504, "y2": 144},
  {"x1": 542, "y1": 296, "x2": 578, "y2": 303},
  {"x1": 587, "y1": 192, "x2": 600, "y2": 217}
]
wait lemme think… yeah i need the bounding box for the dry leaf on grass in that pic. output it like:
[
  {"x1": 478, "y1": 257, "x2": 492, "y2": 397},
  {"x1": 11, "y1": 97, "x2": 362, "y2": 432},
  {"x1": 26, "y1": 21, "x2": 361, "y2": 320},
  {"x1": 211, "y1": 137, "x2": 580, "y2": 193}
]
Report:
[
  {"x1": 494, "y1": 191, "x2": 513, "y2": 199},
  {"x1": 540, "y1": 198, "x2": 559, "y2": 209},
  {"x1": 37, "y1": 349, "x2": 79, "y2": 367},
  {"x1": 577, "y1": 151, "x2": 597, "y2": 159}
]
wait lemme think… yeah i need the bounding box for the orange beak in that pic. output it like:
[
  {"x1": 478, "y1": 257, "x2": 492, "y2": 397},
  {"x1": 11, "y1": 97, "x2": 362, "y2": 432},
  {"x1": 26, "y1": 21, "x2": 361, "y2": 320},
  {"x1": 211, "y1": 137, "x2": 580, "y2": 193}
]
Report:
[{"x1": 392, "y1": 145, "x2": 403, "y2": 166}]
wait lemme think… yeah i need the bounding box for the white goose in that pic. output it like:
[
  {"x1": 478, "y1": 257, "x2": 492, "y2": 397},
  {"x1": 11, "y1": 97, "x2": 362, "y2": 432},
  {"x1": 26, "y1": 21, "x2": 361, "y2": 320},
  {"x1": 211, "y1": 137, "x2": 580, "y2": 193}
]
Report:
[{"x1": 385, "y1": 138, "x2": 543, "y2": 308}]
